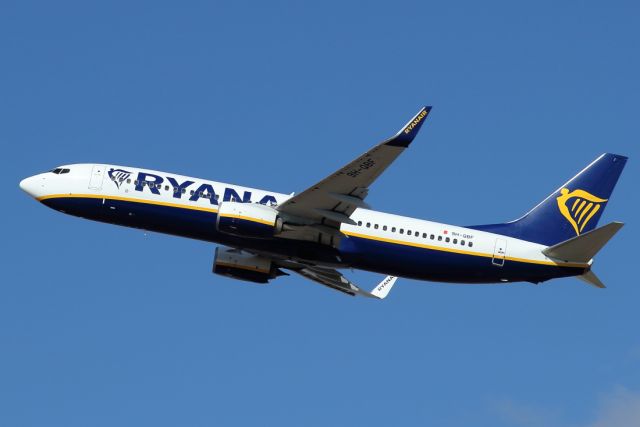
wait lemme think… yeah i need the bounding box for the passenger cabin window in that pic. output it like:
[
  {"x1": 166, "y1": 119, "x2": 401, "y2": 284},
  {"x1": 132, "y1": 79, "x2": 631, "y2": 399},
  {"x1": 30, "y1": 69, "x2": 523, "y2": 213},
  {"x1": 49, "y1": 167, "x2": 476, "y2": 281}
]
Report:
[
  {"x1": 453, "y1": 239, "x2": 458, "y2": 244},
  {"x1": 383, "y1": 225, "x2": 387, "y2": 231},
  {"x1": 461, "y1": 240, "x2": 465, "y2": 245},
  {"x1": 400, "y1": 229, "x2": 404, "y2": 234},
  {"x1": 430, "y1": 234, "x2": 435, "y2": 240},
  {"x1": 469, "y1": 242, "x2": 473, "y2": 247},
  {"x1": 437, "y1": 236, "x2": 442, "y2": 241},
  {"x1": 445, "y1": 237, "x2": 450, "y2": 243},
  {"x1": 366, "y1": 222, "x2": 371, "y2": 228},
  {"x1": 358, "y1": 221, "x2": 362, "y2": 226},
  {"x1": 422, "y1": 233, "x2": 427, "y2": 238},
  {"x1": 392, "y1": 227, "x2": 396, "y2": 233},
  {"x1": 374, "y1": 224, "x2": 379, "y2": 229}
]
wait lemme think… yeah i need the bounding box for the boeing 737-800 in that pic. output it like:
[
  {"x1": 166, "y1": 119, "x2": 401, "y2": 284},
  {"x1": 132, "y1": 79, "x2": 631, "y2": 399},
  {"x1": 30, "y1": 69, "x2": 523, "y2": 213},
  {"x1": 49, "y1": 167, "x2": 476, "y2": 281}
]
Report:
[{"x1": 19, "y1": 107, "x2": 627, "y2": 298}]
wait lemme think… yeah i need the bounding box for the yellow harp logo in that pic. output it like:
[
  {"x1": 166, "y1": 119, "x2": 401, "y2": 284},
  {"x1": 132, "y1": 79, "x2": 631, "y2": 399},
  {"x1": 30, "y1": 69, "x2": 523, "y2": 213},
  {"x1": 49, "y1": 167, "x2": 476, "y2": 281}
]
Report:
[{"x1": 556, "y1": 188, "x2": 607, "y2": 235}]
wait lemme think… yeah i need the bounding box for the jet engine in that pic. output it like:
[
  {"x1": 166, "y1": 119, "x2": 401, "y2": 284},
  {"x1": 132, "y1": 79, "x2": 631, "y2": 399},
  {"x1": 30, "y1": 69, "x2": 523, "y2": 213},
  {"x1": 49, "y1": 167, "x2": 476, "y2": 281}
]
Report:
[
  {"x1": 212, "y1": 247, "x2": 286, "y2": 284},
  {"x1": 216, "y1": 201, "x2": 283, "y2": 238}
]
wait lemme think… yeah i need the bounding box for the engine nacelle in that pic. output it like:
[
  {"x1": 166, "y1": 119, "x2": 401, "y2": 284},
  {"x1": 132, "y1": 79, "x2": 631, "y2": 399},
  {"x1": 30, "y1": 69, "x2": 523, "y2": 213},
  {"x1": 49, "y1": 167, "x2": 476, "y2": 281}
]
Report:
[
  {"x1": 216, "y1": 201, "x2": 281, "y2": 238},
  {"x1": 212, "y1": 247, "x2": 283, "y2": 284}
]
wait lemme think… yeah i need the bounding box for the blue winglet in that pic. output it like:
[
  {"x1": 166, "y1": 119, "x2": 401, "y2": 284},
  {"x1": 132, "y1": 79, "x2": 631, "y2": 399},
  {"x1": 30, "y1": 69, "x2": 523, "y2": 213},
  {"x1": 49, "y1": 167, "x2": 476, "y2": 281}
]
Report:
[{"x1": 385, "y1": 106, "x2": 432, "y2": 148}]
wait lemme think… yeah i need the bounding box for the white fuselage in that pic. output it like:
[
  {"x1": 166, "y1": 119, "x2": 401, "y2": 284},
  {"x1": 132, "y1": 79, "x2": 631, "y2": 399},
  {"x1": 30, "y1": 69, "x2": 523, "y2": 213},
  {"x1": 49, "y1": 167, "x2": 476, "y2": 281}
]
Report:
[{"x1": 20, "y1": 163, "x2": 588, "y2": 284}]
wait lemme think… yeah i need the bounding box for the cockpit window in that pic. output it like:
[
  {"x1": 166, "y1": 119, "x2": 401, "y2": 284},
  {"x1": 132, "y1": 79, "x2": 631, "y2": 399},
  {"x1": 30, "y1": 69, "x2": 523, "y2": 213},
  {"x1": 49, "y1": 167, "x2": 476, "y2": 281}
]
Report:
[{"x1": 50, "y1": 168, "x2": 70, "y2": 174}]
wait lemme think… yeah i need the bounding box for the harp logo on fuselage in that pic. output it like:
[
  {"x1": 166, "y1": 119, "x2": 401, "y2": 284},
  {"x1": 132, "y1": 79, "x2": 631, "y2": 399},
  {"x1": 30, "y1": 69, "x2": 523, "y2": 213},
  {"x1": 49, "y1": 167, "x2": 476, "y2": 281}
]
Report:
[
  {"x1": 556, "y1": 188, "x2": 608, "y2": 235},
  {"x1": 108, "y1": 168, "x2": 131, "y2": 189}
]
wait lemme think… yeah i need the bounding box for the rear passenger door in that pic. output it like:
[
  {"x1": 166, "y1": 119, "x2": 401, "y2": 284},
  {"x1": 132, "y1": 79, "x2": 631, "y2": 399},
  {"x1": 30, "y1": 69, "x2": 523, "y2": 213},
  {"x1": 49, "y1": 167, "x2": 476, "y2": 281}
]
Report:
[{"x1": 492, "y1": 238, "x2": 507, "y2": 267}]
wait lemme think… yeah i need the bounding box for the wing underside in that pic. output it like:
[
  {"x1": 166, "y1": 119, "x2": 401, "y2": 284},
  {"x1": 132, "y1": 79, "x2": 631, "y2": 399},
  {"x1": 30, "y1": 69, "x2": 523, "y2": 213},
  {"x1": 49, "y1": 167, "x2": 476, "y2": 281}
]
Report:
[{"x1": 289, "y1": 265, "x2": 397, "y2": 299}]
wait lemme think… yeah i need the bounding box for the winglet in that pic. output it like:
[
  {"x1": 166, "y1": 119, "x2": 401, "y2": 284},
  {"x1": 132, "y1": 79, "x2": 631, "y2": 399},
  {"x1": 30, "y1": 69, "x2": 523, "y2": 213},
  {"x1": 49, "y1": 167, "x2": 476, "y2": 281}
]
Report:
[
  {"x1": 385, "y1": 106, "x2": 432, "y2": 148},
  {"x1": 359, "y1": 275, "x2": 398, "y2": 299}
]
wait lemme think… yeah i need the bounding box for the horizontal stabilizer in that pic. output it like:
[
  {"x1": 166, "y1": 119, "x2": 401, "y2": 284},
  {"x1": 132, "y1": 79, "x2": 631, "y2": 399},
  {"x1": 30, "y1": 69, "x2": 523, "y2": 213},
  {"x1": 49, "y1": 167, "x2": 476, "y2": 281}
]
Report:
[
  {"x1": 542, "y1": 221, "x2": 624, "y2": 263},
  {"x1": 577, "y1": 270, "x2": 606, "y2": 288}
]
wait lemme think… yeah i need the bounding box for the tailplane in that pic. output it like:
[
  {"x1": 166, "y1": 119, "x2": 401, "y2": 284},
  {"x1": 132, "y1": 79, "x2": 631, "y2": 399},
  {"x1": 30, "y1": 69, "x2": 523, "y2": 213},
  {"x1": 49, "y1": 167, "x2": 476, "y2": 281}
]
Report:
[
  {"x1": 577, "y1": 270, "x2": 606, "y2": 289},
  {"x1": 542, "y1": 222, "x2": 623, "y2": 289},
  {"x1": 470, "y1": 153, "x2": 627, "y2": 246},
  {"x1": 542, "y1": 221, "x2": 624, "y2": 263}
]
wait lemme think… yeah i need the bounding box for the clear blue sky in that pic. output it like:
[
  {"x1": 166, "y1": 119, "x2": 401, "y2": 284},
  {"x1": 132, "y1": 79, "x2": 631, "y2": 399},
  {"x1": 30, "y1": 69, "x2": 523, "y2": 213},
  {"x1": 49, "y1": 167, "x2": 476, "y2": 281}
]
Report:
[{"x1": 1, "y1": 1, "x2": 639, "y2": 426}]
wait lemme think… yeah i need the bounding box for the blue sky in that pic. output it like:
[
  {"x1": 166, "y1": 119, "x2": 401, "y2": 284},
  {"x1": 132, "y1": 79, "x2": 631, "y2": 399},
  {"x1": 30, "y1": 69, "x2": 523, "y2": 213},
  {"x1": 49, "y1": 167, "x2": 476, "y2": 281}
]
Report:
[{"x1": 1, "y1": 1, "x2": 639, "y2": 426}]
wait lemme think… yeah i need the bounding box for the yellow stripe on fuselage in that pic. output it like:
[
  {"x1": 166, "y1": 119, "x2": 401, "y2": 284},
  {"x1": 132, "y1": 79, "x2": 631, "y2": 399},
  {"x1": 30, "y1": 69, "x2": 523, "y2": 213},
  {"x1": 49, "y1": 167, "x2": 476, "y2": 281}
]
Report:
[{"x1": 342, "y1": 231, "x2": 587, "y2": 268}]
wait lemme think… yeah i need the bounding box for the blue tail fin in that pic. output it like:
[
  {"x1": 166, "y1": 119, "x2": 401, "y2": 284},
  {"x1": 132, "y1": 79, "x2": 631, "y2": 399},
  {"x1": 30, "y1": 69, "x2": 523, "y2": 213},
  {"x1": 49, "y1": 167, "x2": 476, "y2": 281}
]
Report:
[{"x1": 470, "y1": 153, "x2": 628, "y2": 246}]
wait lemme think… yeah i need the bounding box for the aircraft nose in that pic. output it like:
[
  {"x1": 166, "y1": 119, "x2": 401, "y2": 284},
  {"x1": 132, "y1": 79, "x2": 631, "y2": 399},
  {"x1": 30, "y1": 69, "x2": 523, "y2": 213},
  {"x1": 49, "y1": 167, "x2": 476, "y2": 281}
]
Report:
[{"x1": 19, "y1": 175, "x2": 41, "y2": 198}]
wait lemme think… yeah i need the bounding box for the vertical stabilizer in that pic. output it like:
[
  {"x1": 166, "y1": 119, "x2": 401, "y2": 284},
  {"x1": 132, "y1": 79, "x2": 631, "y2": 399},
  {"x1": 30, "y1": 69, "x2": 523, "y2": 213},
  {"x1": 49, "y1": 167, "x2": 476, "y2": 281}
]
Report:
[{"x1": 470, "y1": 153, "x2": 627, "y2": 245}]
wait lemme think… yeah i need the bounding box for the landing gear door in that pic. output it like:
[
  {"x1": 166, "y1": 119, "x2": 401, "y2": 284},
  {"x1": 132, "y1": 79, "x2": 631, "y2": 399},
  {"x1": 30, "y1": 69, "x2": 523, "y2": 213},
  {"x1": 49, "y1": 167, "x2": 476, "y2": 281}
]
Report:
[
  {"x1": 492, "y1": 238, "x2": 507, "y2": 267},
  {"x1": 88, "y1": 164, "x2": 106, "y2": 190}
]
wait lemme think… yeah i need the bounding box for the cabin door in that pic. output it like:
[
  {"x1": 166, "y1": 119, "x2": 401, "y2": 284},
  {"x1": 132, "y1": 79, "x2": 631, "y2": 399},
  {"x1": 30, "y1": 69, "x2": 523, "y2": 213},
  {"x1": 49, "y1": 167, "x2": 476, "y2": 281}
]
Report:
[
  {"x1": 88, "y1": 164, "x2": 106, "y2": 190},
  {"x1": 492, "y1": 238, "x2": 507, "y2": 267}
]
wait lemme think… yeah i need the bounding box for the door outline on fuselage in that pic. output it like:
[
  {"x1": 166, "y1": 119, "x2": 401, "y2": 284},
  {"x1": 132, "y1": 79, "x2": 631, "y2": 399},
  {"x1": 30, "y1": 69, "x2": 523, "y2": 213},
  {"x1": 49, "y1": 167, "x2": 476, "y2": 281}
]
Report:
[
  {"x1": 492, "y1": 238, "x2": 507, "y2": 267},
  {"x1": 88, "y1": 164, "x2": 105, "y2": 190}
]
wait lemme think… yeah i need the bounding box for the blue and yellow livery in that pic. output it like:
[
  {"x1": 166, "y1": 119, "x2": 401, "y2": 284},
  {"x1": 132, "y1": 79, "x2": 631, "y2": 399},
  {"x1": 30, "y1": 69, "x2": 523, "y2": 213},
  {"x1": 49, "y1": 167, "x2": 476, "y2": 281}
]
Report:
[{"x1": 19, "y1": 107, "x2": 628, "y2": 297}]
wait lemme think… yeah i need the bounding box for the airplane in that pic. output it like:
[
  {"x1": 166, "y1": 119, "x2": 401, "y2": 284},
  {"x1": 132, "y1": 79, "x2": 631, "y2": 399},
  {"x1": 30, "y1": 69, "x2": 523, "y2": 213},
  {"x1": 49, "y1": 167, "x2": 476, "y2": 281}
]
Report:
[{"x1": 19, "y1": 106, "x2": 628, "y2": 299}]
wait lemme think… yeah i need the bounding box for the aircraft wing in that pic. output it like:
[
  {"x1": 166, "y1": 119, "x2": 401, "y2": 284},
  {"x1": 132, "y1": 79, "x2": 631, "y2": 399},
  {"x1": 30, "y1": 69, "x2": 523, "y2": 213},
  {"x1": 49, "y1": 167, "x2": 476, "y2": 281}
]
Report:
[
  {"x1": 289, "y1": 265, "x2": 397, "y2": 299},
  {"x1": 276, "y1": 107, "x2": 431, "y2": 236}
]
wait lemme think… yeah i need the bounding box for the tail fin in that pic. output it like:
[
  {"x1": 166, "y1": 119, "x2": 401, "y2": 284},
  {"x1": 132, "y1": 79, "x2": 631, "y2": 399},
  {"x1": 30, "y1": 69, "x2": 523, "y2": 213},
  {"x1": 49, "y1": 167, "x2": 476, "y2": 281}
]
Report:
[{"x1": 471, "y1": 153, "x2": 627, "y2": 245}]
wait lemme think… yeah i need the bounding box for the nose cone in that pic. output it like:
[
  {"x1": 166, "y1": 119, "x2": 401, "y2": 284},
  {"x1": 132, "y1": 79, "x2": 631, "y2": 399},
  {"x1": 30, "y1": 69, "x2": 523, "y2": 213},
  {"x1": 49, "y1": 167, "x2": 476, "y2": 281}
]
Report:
[{"x1": 19, "y1": 175, "x2": 41, "y2": 198}]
